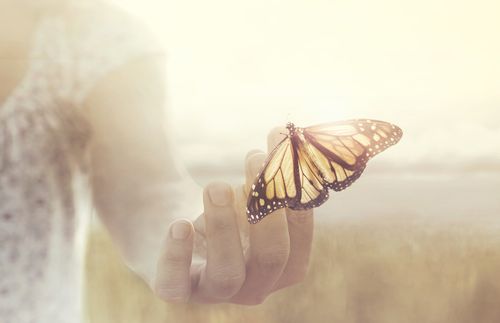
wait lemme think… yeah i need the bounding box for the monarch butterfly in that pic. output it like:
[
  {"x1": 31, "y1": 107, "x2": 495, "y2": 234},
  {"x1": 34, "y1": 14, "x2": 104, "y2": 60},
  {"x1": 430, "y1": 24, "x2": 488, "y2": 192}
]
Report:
[{"x1": 246, "y1": 119, "x2": 403, "y2": 224}]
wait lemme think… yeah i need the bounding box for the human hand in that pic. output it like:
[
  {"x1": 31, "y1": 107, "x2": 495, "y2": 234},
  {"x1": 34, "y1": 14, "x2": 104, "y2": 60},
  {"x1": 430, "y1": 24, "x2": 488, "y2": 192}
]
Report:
[{"x1": 153, "y1": 129, "x2": 314, "y2": 305}]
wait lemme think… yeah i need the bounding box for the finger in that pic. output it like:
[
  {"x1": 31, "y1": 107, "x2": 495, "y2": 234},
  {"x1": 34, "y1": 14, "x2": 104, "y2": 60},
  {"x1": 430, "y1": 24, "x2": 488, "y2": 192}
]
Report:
[
  {"x1": 272, "y1": 208, "x2": 314, "y2": 290},
  {"x1": 241, "y1": 149, "x2": 265, "y2": 230},
  {"x1": 233, "y1": 209, "x2": 289, "y2": 305},
  {"x1": 270, "y1": 126, "x2": 314, "y2": 289},
  {"x1": 232, "y1": 129, "x2": 290, "y2": 305},
  {"x1": 245, "y1": 149, "x2": 265, "y2": 193},
  {"x1": 154, "y1": 219, "x2": 194, "y2": 303},
  {"x1": 244, "y1": 126, "x2": 286, "y2": 206},
  {"x1": 192, "y1": 214, "x2": 208, "y2": 264},
  {"x1": 233, "y1": 184, "x2": 251, "y2": 255},
  {"x1": 267, "y1": 126, "x2": 287, "y2": 152},
  {"x1": 244, "y1": 150, "x2": 266, "y2": 219},
  {"x1": 194, "y1": 182, "x2": 246, "y2": 301},
  {"x1": 193, "y1": 213, "x2": 206, "y2": 239},
  {"x1": 243, "y1": 128, "x2": 286, "y2": 209}
]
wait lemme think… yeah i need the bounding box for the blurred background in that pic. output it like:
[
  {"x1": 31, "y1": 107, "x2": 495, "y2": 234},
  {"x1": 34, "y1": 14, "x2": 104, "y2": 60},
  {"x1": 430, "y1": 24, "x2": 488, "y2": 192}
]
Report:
[
  {"x1": 104, "y1": 0, "x2": 500, "y2": 216},
  {"x1": 87, "y1": 0, "x2": 500, "y2": 322},
  {"x1": 110, "y1": 0, "x2": 500, "y2": 172}
]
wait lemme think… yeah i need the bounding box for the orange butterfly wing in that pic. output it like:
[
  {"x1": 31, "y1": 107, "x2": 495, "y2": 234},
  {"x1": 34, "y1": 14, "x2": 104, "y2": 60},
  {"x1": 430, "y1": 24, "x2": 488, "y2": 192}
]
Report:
[
  {"x1": 246, "y1": 119, "x2": 403, "y2": 223},
  {"x1": 246, "y1": 137, "x2": 297, "y2": 224},
  {"x1": 246, "y1": 135, "x2": 330, "y2": 223}
]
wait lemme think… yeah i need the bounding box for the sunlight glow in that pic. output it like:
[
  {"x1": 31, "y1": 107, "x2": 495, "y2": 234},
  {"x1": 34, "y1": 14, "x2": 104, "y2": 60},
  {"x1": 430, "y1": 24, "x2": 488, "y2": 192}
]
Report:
[{"x1": 110, "y1": 0, "x2": 500, "y2": 173}]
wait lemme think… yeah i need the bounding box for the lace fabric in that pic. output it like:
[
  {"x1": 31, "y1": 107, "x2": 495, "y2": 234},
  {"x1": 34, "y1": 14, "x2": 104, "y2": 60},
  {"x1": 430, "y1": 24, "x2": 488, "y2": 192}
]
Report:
[{"x1": 0, "y1": 3, "x2": 162, "y2": 322}]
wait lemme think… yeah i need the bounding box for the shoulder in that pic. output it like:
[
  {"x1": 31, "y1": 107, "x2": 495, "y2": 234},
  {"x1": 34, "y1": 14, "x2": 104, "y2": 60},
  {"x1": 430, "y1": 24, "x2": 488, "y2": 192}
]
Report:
[
  {"x1": 62, "y1": 0, "x2": 163, "y2": 57},
  {"x1": 64, "y1": 0, "x2": 145, "y2": 31},
  {"x1": 55, "y1": 0, "x2": 164, "y2": 104}
]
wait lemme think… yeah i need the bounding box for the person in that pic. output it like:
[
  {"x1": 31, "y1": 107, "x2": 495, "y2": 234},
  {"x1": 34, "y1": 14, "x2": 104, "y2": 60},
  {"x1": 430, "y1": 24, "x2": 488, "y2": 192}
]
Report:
[{"x1": 0, "y1": 0, "x2": 314, "y2": 322}]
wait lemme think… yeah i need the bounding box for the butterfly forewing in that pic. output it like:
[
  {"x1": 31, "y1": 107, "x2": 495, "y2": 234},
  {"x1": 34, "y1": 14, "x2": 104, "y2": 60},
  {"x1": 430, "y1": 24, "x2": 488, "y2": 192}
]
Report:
[{"x1": 247, "y1": 137, "x2": 298, "y2": 224}]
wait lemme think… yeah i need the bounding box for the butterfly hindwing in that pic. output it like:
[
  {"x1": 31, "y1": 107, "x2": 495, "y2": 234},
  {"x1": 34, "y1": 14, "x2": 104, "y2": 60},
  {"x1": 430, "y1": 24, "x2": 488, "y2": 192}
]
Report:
[{"x1": 286, "y1": 135, "x2": 329, "y2": 210}]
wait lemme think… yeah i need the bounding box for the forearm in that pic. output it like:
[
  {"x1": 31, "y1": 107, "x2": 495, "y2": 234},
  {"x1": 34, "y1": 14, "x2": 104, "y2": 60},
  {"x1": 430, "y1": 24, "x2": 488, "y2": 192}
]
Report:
[
  {"x1": 94, "y1": 175, "x2": 203, "y2": 286},
  {"x1": 80, "y1": 53, "x2": 205, "y2": 287}
]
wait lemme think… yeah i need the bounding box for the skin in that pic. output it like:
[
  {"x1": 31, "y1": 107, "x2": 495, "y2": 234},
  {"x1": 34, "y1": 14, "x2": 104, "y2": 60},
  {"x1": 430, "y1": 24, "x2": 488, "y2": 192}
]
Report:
[
  {"x1": 154, "y1": 138, "x2": 315, "y2": 304},
  {"x1": 0, "y1": 1, "x2": 315, "y2": 305}
]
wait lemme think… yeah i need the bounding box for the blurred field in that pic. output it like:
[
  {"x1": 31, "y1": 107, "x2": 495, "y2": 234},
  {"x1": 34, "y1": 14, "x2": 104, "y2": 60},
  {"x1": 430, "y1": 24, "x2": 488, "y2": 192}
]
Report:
[{"x1": 85, "y1": 209, "x2": 500, "y2": 323}]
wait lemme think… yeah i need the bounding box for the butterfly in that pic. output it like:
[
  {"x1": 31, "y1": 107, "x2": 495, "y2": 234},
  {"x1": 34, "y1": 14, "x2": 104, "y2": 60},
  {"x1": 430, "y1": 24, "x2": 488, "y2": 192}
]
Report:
[{"x1": 246, "y1": 119, "x2": 403, "y2": 224}]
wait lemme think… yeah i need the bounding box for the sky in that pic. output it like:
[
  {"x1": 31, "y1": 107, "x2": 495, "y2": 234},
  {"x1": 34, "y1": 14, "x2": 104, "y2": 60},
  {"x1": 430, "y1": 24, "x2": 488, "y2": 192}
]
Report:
[{"x1": 110, "y1": 0, "x2": 500, "y2": 176}]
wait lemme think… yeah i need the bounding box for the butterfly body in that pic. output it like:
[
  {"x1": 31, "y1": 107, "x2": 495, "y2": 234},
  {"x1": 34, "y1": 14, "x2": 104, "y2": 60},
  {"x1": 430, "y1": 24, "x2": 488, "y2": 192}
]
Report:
[{"x1": 246, "y1": 119, "x2": 403, "y2": 224}]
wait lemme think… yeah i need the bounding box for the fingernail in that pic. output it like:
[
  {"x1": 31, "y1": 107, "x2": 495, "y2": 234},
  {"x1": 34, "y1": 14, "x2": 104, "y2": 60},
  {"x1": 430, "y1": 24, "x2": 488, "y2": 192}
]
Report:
[
  {"x1": 245, "y1": 149, "x2": 262, "y2": 160},
  {"x1": 171, "y1": 220, "x2": 191, "y2": 240},
  {"x1": 208, "y1": 183, "x2": 232, "y2": 206}
]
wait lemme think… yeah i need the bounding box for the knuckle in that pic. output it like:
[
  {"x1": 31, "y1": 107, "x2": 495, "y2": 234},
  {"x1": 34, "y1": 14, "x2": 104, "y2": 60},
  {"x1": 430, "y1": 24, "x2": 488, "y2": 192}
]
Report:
[
  {"x1": 287, "y1": 210, "x2": 313, "y2": 225},
  {"x1": 205, "y1": 212, "x2": 235, "y2": 237},
  {"x1": 155, "y1": 284, "x2": 190, "y2": 303},
  {"x1": 210, "y1": 215, "x2": 233, "y2": 233},
  {"x1": 208, "y1": 267, "x2": 245, "y2": 298},
  {"x1": 256, "y1": 248, "x2": 290, "y2": 271},
  {"x1": 278, "y1": 264, "x2": 309, "y2": 289},
  {"x1": 164, "y1": 250, "x2": 189, "y2": 267}
]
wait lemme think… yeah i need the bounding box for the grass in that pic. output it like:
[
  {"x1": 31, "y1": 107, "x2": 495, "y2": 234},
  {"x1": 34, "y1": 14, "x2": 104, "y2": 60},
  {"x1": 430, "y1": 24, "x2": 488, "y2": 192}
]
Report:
[{"x1": 85, "y1": 213, "x2": 500, "y2": 323}]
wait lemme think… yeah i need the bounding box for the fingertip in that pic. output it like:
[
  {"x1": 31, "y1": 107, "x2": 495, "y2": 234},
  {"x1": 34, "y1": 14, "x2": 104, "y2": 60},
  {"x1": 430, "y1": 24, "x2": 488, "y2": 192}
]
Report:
[
  {"x1": 156, "y1": 220, "x2": 195, "y2": 304},
  {"x1": 155, "y1": 283, "x2": 191, "y2": 304},
  {"x1": 268, "y1": 126, "x2": 286, "y2": 139},
  {"x1": 245, "y1": 153, "x2": 266, "y2": 191},
  {"x1": 267, "y1": 126, "x2": 287, "y2": 152},
  {"x1": 245, "y1": 152, "x2": 266, "y2": 177},
  {"x1": 170, "y1": 219, "x2": 194, "y2": 240},
  {"x1": 245, "y1": 149, "x2": 264, "y2": 161}
]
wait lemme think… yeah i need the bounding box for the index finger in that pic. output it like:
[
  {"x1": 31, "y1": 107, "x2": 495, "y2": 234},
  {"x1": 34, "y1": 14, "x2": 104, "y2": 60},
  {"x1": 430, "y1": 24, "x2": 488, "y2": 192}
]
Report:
[
  {"x1": 272, "y1": 207, "x2": 314, "y2": 290},
  {"x1": 195, "y1": 183, "x2": 246, "y2": 301},
  {"x1": 269, "y1": 127, "x2": 314, "y2": 290}
]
